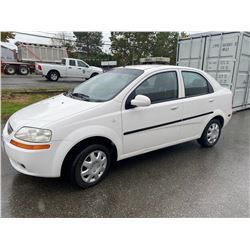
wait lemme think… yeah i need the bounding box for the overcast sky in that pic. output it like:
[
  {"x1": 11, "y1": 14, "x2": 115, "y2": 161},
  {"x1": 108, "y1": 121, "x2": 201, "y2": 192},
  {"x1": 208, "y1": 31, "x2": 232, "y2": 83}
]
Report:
[{"x1": 2, "y1": 31, "x2": 198, "y2": 52}]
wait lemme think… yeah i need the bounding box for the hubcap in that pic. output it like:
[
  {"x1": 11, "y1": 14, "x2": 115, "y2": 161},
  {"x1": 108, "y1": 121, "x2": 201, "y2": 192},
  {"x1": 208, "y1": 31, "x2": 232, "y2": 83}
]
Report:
[
  {"x1": 51, "y1": 73, "x2": 58, "y2": 80},
  {"x1": 8, "y1": 68, "x2": 15, "y2": 74},
  {"x1": 20, "y1": 68, "x2": 28, "y2": 74},
  {"x1": 80, "y1": 150, "x2": 107, "y2": 183},
  {"x1": 207, "y1": 123, "x2": 220, "y2": 144}
]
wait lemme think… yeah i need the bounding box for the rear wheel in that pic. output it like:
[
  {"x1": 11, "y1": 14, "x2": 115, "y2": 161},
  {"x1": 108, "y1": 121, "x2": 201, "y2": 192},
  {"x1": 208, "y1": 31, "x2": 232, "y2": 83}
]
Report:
[
  {"x1": 5, "y1": 65, "x2": 16, "y2": 75},
  {"x1": 47, "y1": 70, "x2": 59, "y2": 81},
  {"x1": 197, "y1": 119, "x2": 222, "y2": 147},
  {"x1": 68, "y1": 144, "x2": 111, "y2": 188},
  {"x1": 19, "y1": 66, "x2": 29, "y2": 75}
]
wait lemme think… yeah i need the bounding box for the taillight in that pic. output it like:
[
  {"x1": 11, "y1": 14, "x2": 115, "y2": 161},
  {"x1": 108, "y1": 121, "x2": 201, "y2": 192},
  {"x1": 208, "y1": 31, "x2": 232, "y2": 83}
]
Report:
[{"x1": 38, "y1": 65, "x2": 42, "y2": 70}]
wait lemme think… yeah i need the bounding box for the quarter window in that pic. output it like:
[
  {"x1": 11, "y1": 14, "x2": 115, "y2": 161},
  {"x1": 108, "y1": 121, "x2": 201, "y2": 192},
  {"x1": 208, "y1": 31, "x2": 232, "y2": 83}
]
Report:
[
  {"x1": 182, "y1": 71, "x2": 213, "y2": 97},
  {"x1": 69, "y1": 60, "x2": 76, "y2": 66},
  {"x1": 133, "y1": 71, "x2": 178, "y2": 104}
]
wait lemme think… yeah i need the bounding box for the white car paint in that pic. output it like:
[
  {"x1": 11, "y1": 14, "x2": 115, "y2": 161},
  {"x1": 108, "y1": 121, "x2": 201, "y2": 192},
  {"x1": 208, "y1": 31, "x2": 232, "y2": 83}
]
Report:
[
  {"x1": 36, "y1": 58, "x2": 103, "y2": 79},
  {"x1": 3, "y1": 65, "x2": 232, "y2": 178}
]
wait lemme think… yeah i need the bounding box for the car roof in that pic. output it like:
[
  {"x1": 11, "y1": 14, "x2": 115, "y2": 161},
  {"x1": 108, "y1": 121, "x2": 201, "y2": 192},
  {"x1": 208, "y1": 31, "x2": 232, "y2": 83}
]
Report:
[{"x1": 123, "y1": 64, "x2": 201, "y2": 72}]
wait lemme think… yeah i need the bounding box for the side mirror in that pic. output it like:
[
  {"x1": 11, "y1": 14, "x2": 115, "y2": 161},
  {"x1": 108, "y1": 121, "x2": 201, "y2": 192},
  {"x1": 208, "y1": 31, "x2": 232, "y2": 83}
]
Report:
[{"x1": 131, "y1": 95, "x2": 151, "y2": 107}]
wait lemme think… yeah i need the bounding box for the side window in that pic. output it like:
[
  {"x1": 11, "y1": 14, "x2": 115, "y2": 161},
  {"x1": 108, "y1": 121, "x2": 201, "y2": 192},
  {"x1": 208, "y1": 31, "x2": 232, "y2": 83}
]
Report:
[
  {"x1": 182, "y1": 71, "x2": 213, "y2": 97},
  {"x1": 134, "y1": 71, "x2": 178, "y2": 104},
  {"x1": 69, "y1": 60, "x2": 76, "y2": 66},
  {"x1": 61, "y1": 59, "x2": 66, "y2": 65},
  {"x1": 77, "y1": 60, "x2": 87, "y2": 67}
]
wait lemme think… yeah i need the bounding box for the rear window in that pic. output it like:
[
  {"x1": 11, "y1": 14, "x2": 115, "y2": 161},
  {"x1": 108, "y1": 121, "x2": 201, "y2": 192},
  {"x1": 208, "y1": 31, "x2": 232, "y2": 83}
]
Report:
[
  {"x1": 69, "y1": 60, "x2": 76, "y2": 66},
  {"x1": 182, "y1": 71, "x2": 213, "y2": 97}
]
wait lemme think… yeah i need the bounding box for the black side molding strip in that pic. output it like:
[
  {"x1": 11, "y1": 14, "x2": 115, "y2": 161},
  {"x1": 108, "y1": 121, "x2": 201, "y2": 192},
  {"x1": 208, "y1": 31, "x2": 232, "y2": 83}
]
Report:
[{"x1": 124, "y1": 111, "x2": 214, "y2": 135}]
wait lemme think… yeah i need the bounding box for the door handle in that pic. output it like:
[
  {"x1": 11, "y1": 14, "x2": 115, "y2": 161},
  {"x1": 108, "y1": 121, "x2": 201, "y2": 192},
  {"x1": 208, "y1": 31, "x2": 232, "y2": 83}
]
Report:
[
  {"x1": 171, "y1": 106, "x2": 178, "y2": 110},
  {"x1": 68, "y1": 67, "x2": 72, "y2": 69},
  {"x1": 209, "y1": 99, "x2": 214, "y2": 103},
  {"x1": 78, "y1": 68, "x2": 82, "y2": 69}
]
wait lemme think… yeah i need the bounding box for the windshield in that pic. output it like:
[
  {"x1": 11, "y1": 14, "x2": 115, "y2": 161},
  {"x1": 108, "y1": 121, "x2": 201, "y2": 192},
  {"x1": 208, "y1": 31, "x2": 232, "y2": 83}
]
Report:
[{"x1": 67, "y1": 68, "x2": 143, "y2": 102}]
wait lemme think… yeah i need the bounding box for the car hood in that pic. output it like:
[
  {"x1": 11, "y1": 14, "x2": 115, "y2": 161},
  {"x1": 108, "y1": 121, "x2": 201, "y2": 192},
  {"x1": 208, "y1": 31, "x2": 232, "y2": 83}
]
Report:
[
  {"x1": 89, "y1": 66, "x2": 103, "y2": 72},
  {"x1": 9, "y1": 94, "x2": 100, "y2": 130}
]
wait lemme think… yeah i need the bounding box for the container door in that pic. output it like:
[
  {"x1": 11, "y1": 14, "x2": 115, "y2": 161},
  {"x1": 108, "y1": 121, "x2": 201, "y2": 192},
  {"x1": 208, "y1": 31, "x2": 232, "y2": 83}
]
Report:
[
  {"x1": 177, "y1": 37, "x2": 205, "y2": 69},
  {"x1": 203, "y1": 33, "x2": 240, "y2": 93},
  {"x1": 233, "y1": 34, "x2": 250, "y2": 109}
]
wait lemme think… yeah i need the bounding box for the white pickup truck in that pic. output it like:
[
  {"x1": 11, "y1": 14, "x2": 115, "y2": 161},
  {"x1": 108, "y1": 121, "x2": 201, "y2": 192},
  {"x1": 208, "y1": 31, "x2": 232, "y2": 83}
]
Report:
[{"x1": 36, "y1": 58, "x2": 103, "y2": 81}]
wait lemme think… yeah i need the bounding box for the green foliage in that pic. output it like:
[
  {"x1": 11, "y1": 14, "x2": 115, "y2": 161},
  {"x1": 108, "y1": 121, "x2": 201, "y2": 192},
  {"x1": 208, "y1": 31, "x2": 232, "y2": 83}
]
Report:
[
  {"x1": 151, "y1": 32, "x2": 179, "y2": 65},
  {"x1": 77, "y1": 51, "x2": 113, "y2": 67},
  {"x1": 110, "y1": 32, "x2": 180, "y2": 65},
  {"x1": 1, "y1": 32, "x2": 15, "y2": 42},
  {"x1": 73, "y1": 32, "x2": 103, "y2": 58}
]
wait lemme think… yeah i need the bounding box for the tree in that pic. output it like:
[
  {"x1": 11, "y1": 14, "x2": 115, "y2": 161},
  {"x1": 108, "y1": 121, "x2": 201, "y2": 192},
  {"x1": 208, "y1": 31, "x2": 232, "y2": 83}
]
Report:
[
  {"x1": 51, "y1": 32, "x2": 77, "y2": 58},
  {"x1": 110, "y1": 32, "x2": 180, "y2": 66},
  {"x1": 1, "y1": 32, "x2": 15, "y2": 42},
  {"x1": 151, "y1": 32, "x2": 179, "y2": 65},
  {"x1": 110, "y1": 32, "x2": 154, "y2": 66},
  {"x1": 73, "y1": 32, "x2": 103, "y2": 59}
]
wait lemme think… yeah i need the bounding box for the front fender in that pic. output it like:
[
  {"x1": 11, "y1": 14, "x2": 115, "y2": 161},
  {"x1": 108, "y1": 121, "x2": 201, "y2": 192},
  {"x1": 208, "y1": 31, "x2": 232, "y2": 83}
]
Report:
[{"x1": 51, "y1": 125, "x2": 122, "y2": 176}]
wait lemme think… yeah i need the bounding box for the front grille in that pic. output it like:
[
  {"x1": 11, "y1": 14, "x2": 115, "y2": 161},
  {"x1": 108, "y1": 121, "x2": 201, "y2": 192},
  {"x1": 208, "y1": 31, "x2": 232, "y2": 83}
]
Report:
[{"x1": 7, "y1": 122, "x2": 13, "y2": 135}]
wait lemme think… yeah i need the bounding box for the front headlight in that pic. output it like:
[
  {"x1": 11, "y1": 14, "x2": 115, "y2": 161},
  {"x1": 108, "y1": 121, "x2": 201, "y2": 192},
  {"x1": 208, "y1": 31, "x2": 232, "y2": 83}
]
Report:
[{"x1": 14, "y1": 127, "x2": 52, "y2": 143}]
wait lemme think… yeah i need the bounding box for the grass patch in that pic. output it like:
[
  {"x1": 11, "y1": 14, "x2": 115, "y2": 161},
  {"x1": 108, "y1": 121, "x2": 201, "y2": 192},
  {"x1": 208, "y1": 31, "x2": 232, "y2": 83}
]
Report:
[{"x1": 1, "y1": 91, "x2": 59, "y2": 123}]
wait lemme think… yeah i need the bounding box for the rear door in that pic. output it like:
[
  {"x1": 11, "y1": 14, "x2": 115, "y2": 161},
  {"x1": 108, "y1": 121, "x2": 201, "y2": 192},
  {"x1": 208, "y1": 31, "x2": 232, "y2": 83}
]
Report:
[
  {"x1": 180, "y1": 70, "x2": 216, "y2": 140},
  {"x1": 67, "y1": 59, "x2": 80, "y2": 77},
  {"x1": 122, "y1": 70, "x2": 183, "y2": 155}
]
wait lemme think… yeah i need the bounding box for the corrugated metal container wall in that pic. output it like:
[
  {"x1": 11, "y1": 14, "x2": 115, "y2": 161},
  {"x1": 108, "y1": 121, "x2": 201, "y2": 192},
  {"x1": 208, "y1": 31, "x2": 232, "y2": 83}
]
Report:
[
  {"x1": 177, "y1": 32, "x2": 250, "y2": 111},
  {"x1": 16, "y1": 43, "x2": 68, "y2": 63}
]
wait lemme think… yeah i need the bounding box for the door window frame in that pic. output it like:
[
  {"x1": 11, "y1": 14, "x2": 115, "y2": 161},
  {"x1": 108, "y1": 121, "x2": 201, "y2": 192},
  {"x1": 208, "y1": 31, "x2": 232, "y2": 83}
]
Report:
[
  {"x1": 69, "y1": 59, "x2": 76, "y2": 67},
  {"x1": 124, "y1": 70, "x2": 181, "y2": 109},
  {"x1": 180, "y1": 70, "x2": 214, "y2": 98},
  {"x1": 77, "y1": 60, "x2": 88, "y2": 68}
]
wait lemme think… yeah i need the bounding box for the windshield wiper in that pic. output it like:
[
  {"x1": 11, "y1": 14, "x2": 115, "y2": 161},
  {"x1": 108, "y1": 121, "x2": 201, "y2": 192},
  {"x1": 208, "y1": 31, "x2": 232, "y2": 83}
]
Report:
[{"x1": 68, "y1": 92, "x2": 90, "y2": 101}]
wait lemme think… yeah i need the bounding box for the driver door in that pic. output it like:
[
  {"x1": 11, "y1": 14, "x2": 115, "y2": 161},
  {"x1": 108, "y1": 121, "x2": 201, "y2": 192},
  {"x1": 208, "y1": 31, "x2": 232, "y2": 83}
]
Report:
[
  {"x1": 122, "y1": 71, "x2": 183, "y2": 155},
  {"x1": 76, "y1": 60, "x2": 90, "y2": 78}
]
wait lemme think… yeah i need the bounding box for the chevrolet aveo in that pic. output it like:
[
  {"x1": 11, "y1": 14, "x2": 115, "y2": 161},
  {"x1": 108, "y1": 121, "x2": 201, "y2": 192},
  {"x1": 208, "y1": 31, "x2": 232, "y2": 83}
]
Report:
[{"x1": 3, "y1": 65, "x2": 232, "y2": 188}]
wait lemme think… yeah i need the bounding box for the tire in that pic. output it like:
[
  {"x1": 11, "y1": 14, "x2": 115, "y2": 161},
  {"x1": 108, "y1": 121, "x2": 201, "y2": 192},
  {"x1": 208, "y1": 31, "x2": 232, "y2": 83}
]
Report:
[
  {"x1": 19, "y1": 66, "x2": 29, "y2": 75},
  {"x1": 68, "y1": 144, "x2": 111, "y2": 188},
  {"x1": 5, "y1": 65, "x2": 16, "y2": 75},
  {"x1": 90, "y1": 72, "x2": 98, "y2": 78},
  {"x1": 47, "y1": 70, "x2": 59, "y2": 81},
  {"x1": 197, "y1": 119, "x2": 222, "y2": 147}
]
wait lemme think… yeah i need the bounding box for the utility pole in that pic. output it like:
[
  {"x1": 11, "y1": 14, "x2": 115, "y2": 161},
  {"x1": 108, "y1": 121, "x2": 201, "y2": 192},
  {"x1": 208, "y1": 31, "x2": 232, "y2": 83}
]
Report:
[{"x1": 128, "y1": 37, "x2": 135, "y2": 65}]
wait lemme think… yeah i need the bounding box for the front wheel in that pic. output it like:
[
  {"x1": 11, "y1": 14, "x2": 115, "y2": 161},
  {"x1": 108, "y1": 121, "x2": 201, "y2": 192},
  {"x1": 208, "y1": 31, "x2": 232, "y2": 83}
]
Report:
[
  {"x1": 68, "y1": 144, "x2": 111, "y2": 188},
  {"x1": 90, "y1": 72, "x2": 98, "y2": 78},
  {"x1": 197, "y1": 119, "x2": 222, "y2": 147}
]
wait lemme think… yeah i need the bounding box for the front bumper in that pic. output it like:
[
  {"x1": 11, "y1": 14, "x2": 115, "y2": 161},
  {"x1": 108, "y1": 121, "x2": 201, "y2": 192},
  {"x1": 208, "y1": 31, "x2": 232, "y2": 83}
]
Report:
[{"x1": 2, "y1": 123, "x2": 62, "y2": 178}]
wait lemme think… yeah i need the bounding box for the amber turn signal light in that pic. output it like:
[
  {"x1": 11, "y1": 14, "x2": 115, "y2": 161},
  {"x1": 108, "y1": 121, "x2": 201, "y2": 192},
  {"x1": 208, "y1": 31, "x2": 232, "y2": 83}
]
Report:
[{"x1": 10, "y1": 139, "x2": 50, "y2": 150}]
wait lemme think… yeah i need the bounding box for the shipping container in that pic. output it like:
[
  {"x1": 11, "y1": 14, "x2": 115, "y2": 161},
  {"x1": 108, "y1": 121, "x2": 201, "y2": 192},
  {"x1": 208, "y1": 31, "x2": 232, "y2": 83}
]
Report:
[{"x1": 177, "y1": 32, "x2": 250, "y2": 111}]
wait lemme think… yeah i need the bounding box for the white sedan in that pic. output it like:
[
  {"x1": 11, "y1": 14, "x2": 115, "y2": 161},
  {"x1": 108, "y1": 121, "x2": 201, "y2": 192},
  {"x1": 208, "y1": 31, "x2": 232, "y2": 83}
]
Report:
[{"x1": 3, "y1": 65, "x2": 232, "y2": 188}]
